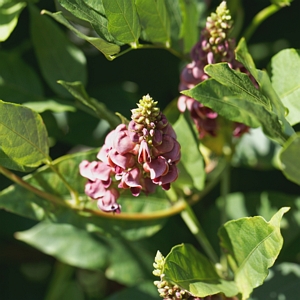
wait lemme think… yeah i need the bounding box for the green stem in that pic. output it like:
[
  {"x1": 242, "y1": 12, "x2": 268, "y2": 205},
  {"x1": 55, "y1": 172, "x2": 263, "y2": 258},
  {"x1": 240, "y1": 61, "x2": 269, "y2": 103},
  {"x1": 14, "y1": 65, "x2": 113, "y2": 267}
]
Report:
[
  {"x1": 242, "y1": 4, "x2": 282, "y2": 41},
  {"x1": 44, "y1": 261, "x2": 74, "y2": 300},
  {"x1": 219, "y1": 163, "x2": 230, "y2": 225},
  {"x1": 0, "y1": 165, "x2": 69, "y2": 207},
  {"x1": 180, "y1": 200, "x2": 219, "y2": 264}
]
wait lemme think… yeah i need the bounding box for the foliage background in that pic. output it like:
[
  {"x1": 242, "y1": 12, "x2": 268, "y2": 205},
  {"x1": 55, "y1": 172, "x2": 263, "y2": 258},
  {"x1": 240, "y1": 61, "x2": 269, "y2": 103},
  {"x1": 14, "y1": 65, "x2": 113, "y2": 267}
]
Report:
[{"x1": 1, "y1": 0, "x2": 300, "y2": 299}]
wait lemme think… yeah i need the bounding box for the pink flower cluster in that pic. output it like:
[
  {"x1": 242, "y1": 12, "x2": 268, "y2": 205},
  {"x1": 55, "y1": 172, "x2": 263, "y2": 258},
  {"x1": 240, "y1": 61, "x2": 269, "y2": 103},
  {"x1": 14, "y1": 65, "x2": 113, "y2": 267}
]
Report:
[
  {"x1": 79, "y1": 95, "x2": 180, "y2": 213},
  {"x1": 178, "y1": 1, "x2": 250, "y2": 139}
]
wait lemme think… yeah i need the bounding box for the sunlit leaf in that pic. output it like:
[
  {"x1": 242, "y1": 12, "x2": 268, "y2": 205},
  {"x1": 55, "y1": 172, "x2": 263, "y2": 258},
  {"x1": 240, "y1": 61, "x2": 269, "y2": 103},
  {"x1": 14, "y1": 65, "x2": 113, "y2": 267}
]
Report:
[
  {"x1": 0, "y1": 100, "x2": 49, "y2": 172},
  {"x1": 23, "y1": 99, "x2": 76, "y2": 113},
  {"x1": 41, "y1": 10, "x2": 120, "y2": 57},
  {"x1": 29, "y1": 5, "x2": 87, "y2": 97},
  {"x1": 270, "y1": 48, "x2": 300, "y2": 126},
  {"x1": 0, "y1": 2, "x2": 26, "y2": 42},
  {"x1": 173, "y1": 113, "x2": 205, "y2": 190},
  {"x1": 102, "y1": 0, "x2": 140, "y2": 45},
  {"x1": 15, "y1": 222, "x2": 109, "y2": 270},
  {"x1": 163, "y1": 244, "x2": 238, "y2": 297},
  {"x1": 219, "y1": 207, "x2": 290, "y2": 300},
  {"x1": 135, "y1": 0, "x2": 170, "y2": 44},
  {"x1": 279, "y1": 132, "x2": 300, "y2": 185}
]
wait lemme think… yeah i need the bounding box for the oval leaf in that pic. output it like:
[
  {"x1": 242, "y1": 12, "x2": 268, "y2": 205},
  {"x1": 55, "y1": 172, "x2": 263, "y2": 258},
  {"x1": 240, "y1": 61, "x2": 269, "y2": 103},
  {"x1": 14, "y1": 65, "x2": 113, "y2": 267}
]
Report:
[
  {"x1": 0, "y1": 100, "x2": 49, "y2": 171},
  {"x1": 218, "y1": 207, "x2": 290, "y2": 300},
  {"x1": 102, "y1": 0, "x2": 141, "y2": 45}
]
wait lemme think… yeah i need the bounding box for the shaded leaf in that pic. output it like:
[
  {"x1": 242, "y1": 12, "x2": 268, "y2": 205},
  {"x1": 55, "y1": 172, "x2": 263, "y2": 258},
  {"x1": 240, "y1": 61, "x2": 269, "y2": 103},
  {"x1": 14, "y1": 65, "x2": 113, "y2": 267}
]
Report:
[
  {"x1": 29, "y1": 5, "x2": 87, "y2": 97},
  {"x1": 135, "y1": 0, "x2": 170, "y2": 44},
  {"x1": 0, "y1": 100, "x2": 49, "y2": 172},
  {"x1": 270, "y1": 48, "x2": 300, "y2": 126},
  {"x1": 173, "y1": 113, "x2": 205, "y2": 191},
  {"x1": 0, "y1": 51, "x2": 44, "y2": 103},
  {"x1": 41, "y1": 10, "x2": 120, "y2": 57},
  {"x1": 279, "y1": 132, "x2": 300, "y2": 185},
  {"x1": 0, "y1": 2, "x2": 26, "y2": 42},
  {"x1": 15, "y1": 222, "x2": 109, "y2": 270},
  {"x1": 219, "y1": 207, "x2": 290, "y2": 300},
  {"x1": 102, "y1": 0, "x2": 140, "y2": 45},
  {"x1": 163, "y1": 244, "x2": 238, "y2": 298},
  {"x1": 57, "y1": 80, "x2": 120, "y2": 128}
]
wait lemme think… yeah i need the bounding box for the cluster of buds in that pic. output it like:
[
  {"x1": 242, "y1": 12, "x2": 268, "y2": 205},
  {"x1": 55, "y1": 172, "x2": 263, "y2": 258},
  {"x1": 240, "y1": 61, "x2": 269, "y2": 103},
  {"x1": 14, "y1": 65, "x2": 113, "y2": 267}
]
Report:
[
  {"x1": 178, "y1": 1, "x2": 249, "y2": 139},
  {"x1": 79, "y1": 95, "x2": 180, "y2": 213}
]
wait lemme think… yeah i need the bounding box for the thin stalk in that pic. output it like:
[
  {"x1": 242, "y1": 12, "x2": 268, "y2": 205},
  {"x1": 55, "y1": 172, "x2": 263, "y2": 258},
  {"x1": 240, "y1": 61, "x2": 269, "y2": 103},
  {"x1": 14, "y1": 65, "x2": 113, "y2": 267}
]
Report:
[
  {"x1": 44, "y1": 261, "x2": 74, "y2": 300},
  {"x1": 180, "y1": 200, "x2": 219, "y2": 264},
  {"x1": 219, "y1": 162, "x2": 230, "y2": 225},
  {"x1": 242, "y1": 4, "x2": 283, "y2": 42},
  {"x1": 0, "y1": 165, "x2": 69, "y2": 207}
]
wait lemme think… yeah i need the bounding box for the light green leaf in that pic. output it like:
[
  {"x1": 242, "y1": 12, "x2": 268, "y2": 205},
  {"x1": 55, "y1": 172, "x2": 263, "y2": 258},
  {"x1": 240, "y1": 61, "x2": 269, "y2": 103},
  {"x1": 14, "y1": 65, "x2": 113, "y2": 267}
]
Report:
[
  {"x1": 41, "y1": 10, "x2": 120, "y2": 57},
  {"x1": 165, "y1": 0, "x2": 181, "y2": 40},
  {"x1": 182, "y1": 76, "x2": 287, "y2": 145},
  {"x1": 57, "y1": 0, "x2": 119, "y2": 44},
  {"x1": 219, "y1": 207, "x2": 290, "y2": 300},
  {"x1": 0, "y1": 2, "x2": 26, "y2": 42},
  {"x1": 163, "y1": 244, "x2": 238, "y2": 298},
  {"x1": 280, "y1": 132, "x2": 300, "y2": 185},
  {"x1": 173, "y1": 113, "x2": 205, "y2": 190},
  {"x1": 57, "y1": 80, "x2": 120, "y2": 128},
  {"x1": 0, "y1": 51, "x2": 44, "y2": 103},
  {"x1": 0, "y1": 100, "x2": 49, "y2": 172},
  {"x1": 178, "y1": 0, "x2": 200, "y2": 53},
  {"x1": 15, "y1": 222, "x2": 109, "y2": 270},
  {"x1": 270, "y1": 48, "x2": 300, "y2": 126},
  {"x1": 23, "y1": 99, "x2": 76, "y2": 113},
  {"x1": 102, "y1": 0, "x2": 140, "y2": 45},
  {"x1": 29, "y1": 5, "x2": 87, "y2": 97},
  {"x1": 135, "y1": 0, "x2": 170, "y2": 44}
]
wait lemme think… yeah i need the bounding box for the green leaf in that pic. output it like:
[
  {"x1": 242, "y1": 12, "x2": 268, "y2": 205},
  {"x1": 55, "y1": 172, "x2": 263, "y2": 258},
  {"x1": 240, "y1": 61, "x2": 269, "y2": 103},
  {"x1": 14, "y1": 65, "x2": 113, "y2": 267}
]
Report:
[
  {"x1": 41, "y1": 10, "x2": 120, "y2": 57},
  {"x1": 23, "y1": 99, "x2": 76, "y2": 113},
  {"x1": 279, "y1": 132, "x2": 300, "y2": 185},
  {"x1": 178, "y1": 0, "x2": 200, "y2": 53},
  {"x1": 218, "y1": 207, "x2": 290, "y2": 300},
  {"x1": 182, "y1": 73, "x2": 287, "y2": 145},
  {"x1": 0, "y1": 51, "x2": 44, "y2": 103},
  {"x1": 15, "y1": 222, "x2": 109, "y2": 270},
  {"x1": 57, "y1": 0, "x2": 118, "y2": 43},
  {"x1": 135, "y1": 0, "x2": 170, "y2": 44},
  {"x1": 102, "y1": 0, "x2": 140, "y2": 45},
  {"x1": 29, "y1": 4, "x2": 87, "y2": 97},
  {"x1": 173, "y1": 113, "x2": 205, "y2": 191},
  {"x1": 270, "y1": 48, "x2": 300, "y2": 126},
  {"x1": 57, "y1": 80, "x2": 120, "y2": 128},
  {"x1": 163, "y1": 244, "x2": 238, "y2": 298},
  {"x1": 0, "y1": 100, "x2": 49, "y2": 172},
  {"x1": 165, "y1": 0, "x2": 181, "y2": 40},
  {"x1": 0, "y1": 2, "x2": 26, "y2": 42},
  {"x1": 0, "y1": 149, "x2": 181, "y2": 240}
]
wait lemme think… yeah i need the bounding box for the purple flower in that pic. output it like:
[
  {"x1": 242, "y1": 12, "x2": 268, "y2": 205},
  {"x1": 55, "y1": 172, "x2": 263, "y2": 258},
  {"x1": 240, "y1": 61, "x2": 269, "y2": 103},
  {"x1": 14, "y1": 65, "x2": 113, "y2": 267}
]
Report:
[{"x1": 79, "y1": 94, "x2": 181, "y2": 213}]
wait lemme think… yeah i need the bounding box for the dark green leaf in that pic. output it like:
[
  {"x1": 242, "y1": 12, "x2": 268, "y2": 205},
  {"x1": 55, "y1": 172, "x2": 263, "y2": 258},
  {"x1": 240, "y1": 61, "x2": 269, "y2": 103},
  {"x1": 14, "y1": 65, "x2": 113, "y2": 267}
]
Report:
[
  {"x1": 41, "y1": 10, "x2": 120, "y2": 57},
  {"x1": 173, "y1": 113, "x2": 205, "y2": 190},
  {"x1": 0, "y1": 2, "x2": 26, "y2": 42},
  {"x1": 165, "y1": 0, "x2": 181, "y2": 40},
  {"x1": 15, "y1": 222, "x2": 109, "y2": 270},
  {"x1": 0, "y1": 51, "x2": 44, "y2": 103},
  {"x1": 135, "y1": 0, "x2": 170, "y2": 44},
  {"x1": 270, "y1": 48, "x2": 300, "y2": 126},
  {"x1": 219, "y1": 207, "x2": 289, "y2": 300},
  {"x1": 178, "y1": 0, "x2": 200, "y2": 53},
  {"x1": 57, "y1": 80, "x2": 120, "y2": 128},
  {"x1": 163, "y1": 244, "x2": 238, "y2": 297},
  {"x1": 29, "y1": 4, "x2": 87, "y2": 97},
  {"x1": 57, "y1": 0, "x2": 119, "y2": 44},
  {"x1": 280, "y1": 132, "x2": 300, "y2": 185},
  {"x1": 0, "y1": 100, "x2": 49, "y2": 171},
  {"x1": 102, "y1": 0, "x2": 140, "y2": 45}
]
